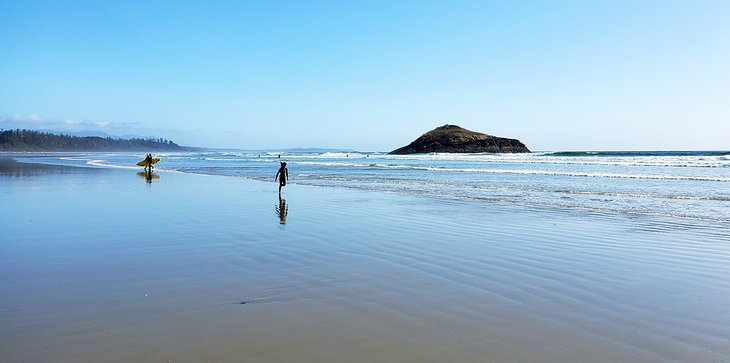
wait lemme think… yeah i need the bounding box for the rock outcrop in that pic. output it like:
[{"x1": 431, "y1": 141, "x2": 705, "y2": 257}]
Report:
[{"x1": 390, "y1": 124, "x2": 530, "y2": 154}]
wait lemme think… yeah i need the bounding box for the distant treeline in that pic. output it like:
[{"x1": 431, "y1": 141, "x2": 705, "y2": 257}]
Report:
[{"x1": 0, "y1": 129, "x2": 186, "y2": 151}]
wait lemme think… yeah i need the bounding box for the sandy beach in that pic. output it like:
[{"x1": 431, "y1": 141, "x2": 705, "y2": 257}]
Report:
[{"x1": 2, "y1": 159, "x2": 730, "y2": 362}]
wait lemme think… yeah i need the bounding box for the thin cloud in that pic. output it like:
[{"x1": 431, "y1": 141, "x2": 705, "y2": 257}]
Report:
[
  {"x1": 1, "y1": 114, "x2": 248, "y2": 147},
  {"x1": 0, "y1": 113, "x2": 43, "y2": 123},
  {"x1": 0, "y1": 114, "x2": 142, "y2": 133},
  {"x1": 0, "y1": 114, "x2": 204, "y2": 146}
]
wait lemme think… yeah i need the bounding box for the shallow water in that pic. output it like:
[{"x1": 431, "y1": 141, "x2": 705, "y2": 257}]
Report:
[
  {"x1": 8, "y1": 150, "x2": 730, "y2": 222},
  {"x1": 1, "y1": 160, "x2": 729, "y2": 362}
]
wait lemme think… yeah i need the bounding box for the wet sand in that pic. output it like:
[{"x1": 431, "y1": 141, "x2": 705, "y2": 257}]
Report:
[{"x1": 1, "y1": 160, "x2": 730, "y2": 362}]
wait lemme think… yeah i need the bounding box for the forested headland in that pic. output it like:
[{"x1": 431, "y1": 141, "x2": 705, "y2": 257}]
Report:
[{"x1": 0, "y1": 129, "x2": 187, "y2": 151}]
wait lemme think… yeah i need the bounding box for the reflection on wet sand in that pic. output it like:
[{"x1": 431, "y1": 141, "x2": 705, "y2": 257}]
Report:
[
  {"x1": 137, "y1": 171, "x2": 160, "y2": 184},
  {"x1": 0, "y1": 158, "x2": 83, "y2": 177},
  {"x1": 276, "y1": 196, "x2": 288, "y2": 224},
  {"x1": 3, "y1": 159, "x2": 730, "y2": 362}
]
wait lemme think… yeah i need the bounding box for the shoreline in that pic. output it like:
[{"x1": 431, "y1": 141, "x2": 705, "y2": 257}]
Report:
[{"x1": 5, "y1": 155, "x2": 729, "y2": 226}]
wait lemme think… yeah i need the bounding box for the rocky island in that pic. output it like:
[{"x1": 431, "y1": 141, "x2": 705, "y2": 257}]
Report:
[{"x1": 390, "y1": 124, "x2": 530, "y2": 154}]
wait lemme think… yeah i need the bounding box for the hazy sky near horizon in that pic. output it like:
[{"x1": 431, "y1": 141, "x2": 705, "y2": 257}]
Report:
[{"x1": 1, "y1": 1, "x2": 729, "y2": 151}]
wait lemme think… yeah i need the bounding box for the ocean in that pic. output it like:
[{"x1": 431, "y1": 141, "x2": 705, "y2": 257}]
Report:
[{"x1": 15, "y1": 150, "x2": 730, "y2": 223}]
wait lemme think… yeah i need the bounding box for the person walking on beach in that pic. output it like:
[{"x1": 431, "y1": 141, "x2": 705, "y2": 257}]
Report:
[
  {"x1": 144, "y1": 153, "x2": 153, "y2": 173},
  {"x1": 275, "y1": 162, "x2": 288, "y2": 194}
]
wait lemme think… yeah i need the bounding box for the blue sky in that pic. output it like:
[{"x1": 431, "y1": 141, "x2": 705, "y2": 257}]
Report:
[{"x1": 1, "y1": 1, "x2": 728, "y2": 151}]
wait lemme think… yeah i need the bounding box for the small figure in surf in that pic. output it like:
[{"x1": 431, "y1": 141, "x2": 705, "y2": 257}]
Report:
[{"x1": 275, "y1": 162, "x2": 288, "y2": 194}]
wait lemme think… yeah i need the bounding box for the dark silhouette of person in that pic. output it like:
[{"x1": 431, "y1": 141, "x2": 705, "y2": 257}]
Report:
[
  {"x1": 276, "y1": 196, "x2": 288, "y2": 224},
  {"x1": 137, "y1": 171, "x2": 159, "y2": 184},
  {"x1": 143, "y1": 170, "x2": 153, "y2": 184},
  {"x1": 144, "y1": 153, "x2": 154, "y2": 172},
  {"x1": 275, "y1": 162, "x2": 288, "y2": 195}
]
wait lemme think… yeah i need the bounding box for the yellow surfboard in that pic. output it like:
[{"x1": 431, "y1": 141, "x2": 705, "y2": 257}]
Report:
[
  {"x1": 137, "y1": 171, "x2": 161, "y2": 180},
  {"x1": 137, "y1": 157, "x2": 161, "y2": 167}
]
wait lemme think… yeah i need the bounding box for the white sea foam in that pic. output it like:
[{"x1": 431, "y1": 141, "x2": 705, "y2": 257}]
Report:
[
  {"x1": 20, "y1": 150, "x2": 730, "y2": 222},
  {"x1": 376, "y1": 152, "x2": 730, "y2": 167},
  {"x1": 86, "y1": 159, "x2": 138, "y2": 169},
  {"x1": 295, "y1": 152, "x2": 367, "y2": 158},
  {"x1": 290, "y1": 160, "x2": 730, "y2": 182}
]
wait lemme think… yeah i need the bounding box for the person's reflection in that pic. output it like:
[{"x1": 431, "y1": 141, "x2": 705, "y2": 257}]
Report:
[
  {"x1": 137, "y1": 170, "x2": 159, "y2": 184},
  {"x1": 276, "y1": 196, "x2": 288, "y2": 225}
]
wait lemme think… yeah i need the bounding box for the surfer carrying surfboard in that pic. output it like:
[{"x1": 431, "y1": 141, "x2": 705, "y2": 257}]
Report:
[
  {"x1": 137, "y1": 154, "x2": 161, "y2": 172},
  {"x1": 275, "y1": 162, "x2": 288, "y2": 194},
  {"x1": 144, "y1": 154, "x2": 153, "y2": 172}
]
